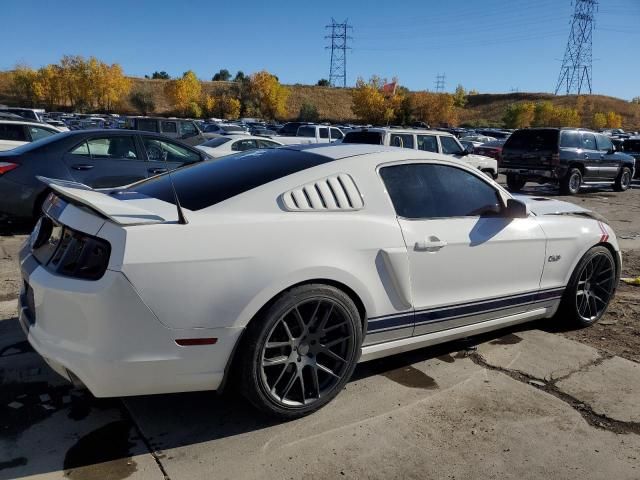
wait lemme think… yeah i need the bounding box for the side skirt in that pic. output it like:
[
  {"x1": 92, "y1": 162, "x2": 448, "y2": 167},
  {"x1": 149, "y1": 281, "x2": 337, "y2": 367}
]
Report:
[{"x1": 359, "y1": 307, "x2": 550, "y2": 363}]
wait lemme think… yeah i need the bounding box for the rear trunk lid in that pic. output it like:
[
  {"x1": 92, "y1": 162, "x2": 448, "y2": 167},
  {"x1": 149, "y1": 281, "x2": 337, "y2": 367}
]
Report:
[{"x1": 37, "y1": 176, "x2": 178, "y2": 225}]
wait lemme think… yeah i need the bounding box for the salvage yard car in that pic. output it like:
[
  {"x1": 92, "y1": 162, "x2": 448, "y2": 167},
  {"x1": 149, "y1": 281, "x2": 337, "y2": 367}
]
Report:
[
  {"x1": 500, "y1": 128, "x2": 636, "y2": 194},
  {"x1": 19, "y1": 144, "x2": 621, "y2": 418},
  {"x1": 343, "y1": 127, "x2": 498, "y2": 178},
  {"x1": 196, "y1": 135, "x2": 283, "y2": 158},
  {"x1": 0, "y1": 129, "x2": 210, "y2": 220}
]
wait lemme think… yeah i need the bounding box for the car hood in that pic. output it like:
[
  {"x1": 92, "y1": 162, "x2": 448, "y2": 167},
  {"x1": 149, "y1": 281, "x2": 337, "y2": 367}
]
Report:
[{"x1": 512, "y1": 194, "x2": 591, "y2": 215}]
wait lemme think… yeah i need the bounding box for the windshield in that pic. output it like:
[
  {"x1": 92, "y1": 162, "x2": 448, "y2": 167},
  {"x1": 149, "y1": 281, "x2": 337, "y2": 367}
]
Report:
[
  {"x1": 202, "y1": 137, "x2": 232, "y2": 147},
  {"x1": 504, "y1": 129, "x2": 559, "y2": 151}
]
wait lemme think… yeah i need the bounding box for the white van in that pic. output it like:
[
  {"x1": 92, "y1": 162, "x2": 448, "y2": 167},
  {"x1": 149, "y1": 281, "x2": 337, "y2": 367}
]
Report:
[{"x1": 342, "y1": 127, "x2": 498, "y2": 178}]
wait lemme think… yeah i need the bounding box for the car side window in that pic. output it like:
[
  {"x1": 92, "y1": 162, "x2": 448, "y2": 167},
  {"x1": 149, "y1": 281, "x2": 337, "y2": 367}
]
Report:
[
  {"x1": 440, "y1": 136, "x2": 464, "y2": 155},
  {"x1": 70, "y1": 141, "x2": 90, "y2": 156},
  {"x1": 136, "y1": 119, "x2": 159, "y2": 132},
  {"x1": 581, "y1": 133, "x2": 597, "y2": 150},
  {"x1": 179, "y1": 121, "x2": 198, "y2": 137},
  {"x1": 330, "y1": 128, "x2": 343, "y2": 139},
  {"x1": 319, "y1": 128, "x2": 329, "y2": 139},
  {"x1": 161, "y1": 121, "x2": 177, "y2": 134},
  {"x1": 380, "y1": 163, "x2": 502, "y2": 219},
  {"x1": 560, "y1": 131, "x2": 581, "y2": 148},
  {"x1": 595, "y1": 134, "x2": 614, "y2": 152},
  {"x1": 417, "y1": 135, "x2": 438, "y2": 152},
  {"x1": 143, "y1": 137, "x2": 201, "y2": 163},
  {"x1": 0, "y1": 124, "x2": 27, "y2": 141},
  {"x1": 86, "y1": 137, "x2": 138, "y2": 160},
  {"x1": 231, "y1": 139, "x2": 258, "y2": 151},
  {"x1": 390, "y1": 134, "x2": 414, "y2": 149},
  {"x1": 257, "y1": 140, "x2": 279, "y2": 148},
  {"x1": 28, "y1": 126, "x2": 57, "y2": 141}
]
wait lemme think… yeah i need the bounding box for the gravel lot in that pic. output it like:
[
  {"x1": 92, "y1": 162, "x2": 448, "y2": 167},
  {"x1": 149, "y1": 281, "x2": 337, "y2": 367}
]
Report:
[{"x1": 1, "y1": 179, "x2": 639, "y2": 479}]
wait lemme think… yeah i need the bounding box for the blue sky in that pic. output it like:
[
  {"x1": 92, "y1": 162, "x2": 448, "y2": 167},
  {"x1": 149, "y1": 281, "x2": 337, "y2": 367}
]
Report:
[{"x1": 4, "y1": 0, "x2": 639, "y2": 99}]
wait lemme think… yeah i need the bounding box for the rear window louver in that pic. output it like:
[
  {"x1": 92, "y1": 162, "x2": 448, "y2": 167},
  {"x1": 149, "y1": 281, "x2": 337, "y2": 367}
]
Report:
[{"x1": 282, "y1": 174, "x2": 364, "y2": 211}]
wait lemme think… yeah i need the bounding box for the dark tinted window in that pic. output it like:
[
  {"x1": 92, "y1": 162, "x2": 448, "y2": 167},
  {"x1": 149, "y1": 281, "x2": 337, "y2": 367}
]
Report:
[
  {"x1": 319, "y1": 127, "x2": 329, "y2": 139},
  {"x1": 0, "y1": 124, "x2": 27, "y2": 141},
  {"x1": 624, "y1": 140, "x2": 640, "y2": 153},
  {"x1": 257, "y1": 139, "x2": 280, "y2": 148},
  {"x1": 560, "y1": 131, "x2": 581, "y2": 148},
  {"x1": 330, "y1": 128, "x2": 343, "y2": 139},
  {"x1": 582, "y1": 133, "x2": 596, "y2": 150},
  {"x1": 298, "y1": 126, "x2": 316, "y2": 137},
  {"x1": 342, "y1": 131, "x2": 384, "y2": 145},
  {"x1": 380, "y1": 164, "x2": 501, "y2": 219},
  {"x1": 179, "y1": 121, "x2": 197, "y2": 137},
  {"x1": 136, "y1": 119, "x2": 159, "y2": 132},
  {"x1": 417, "y1": 135, "x2": 438, "y2": 152},
  {"x1": 127, "y1": 149, "x2": 334, "y2": 211},
  {"x1": 504, "y1": 129, "x2": 559, "y2": 151},
  {"x1": 231, "y1": 139, "x2": 258, "y2": 151},
  {"x1": 390, "y1": 134, "x2": 414, "y2": 149},
  {"x1": 161, "y1": 121, "x2": 177, "y2": 133}
]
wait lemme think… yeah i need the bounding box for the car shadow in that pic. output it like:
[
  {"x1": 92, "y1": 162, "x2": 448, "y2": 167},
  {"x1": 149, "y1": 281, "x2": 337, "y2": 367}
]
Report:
[
  {"x1": 1, "y1": 312, "x2": 545, "y2": 479},
  {"x1": 0, "y1": 220, "x2": 32, "y2": 237}
]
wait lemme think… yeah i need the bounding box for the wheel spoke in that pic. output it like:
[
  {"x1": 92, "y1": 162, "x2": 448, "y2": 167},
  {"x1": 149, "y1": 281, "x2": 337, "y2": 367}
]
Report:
[
  {"x1": 266, "y1": 341, "x2": 290, "y2": 349},
  {"x1": 322, "y1": 336, "x2": 349, "y2": 349},
  {"x1": 311, "y1": 366, "x2": 321, "y2": 399},
  {"x1": 322, "y1": 320, "x2": 347, "y2": 335},
  {"x1": 292, "y1": 307, "x2": 307, "y2": 334},
  {"x1": 316, "y1": 362, "x2": 340, "y2": 379},
  {"x1": 271, "y1": 364, "x2": 290, "y2": 392},
  {"x1": 281, "y1": 368, "x2": 299, "y2": 400},
  {"x1": 318, "y1": 304, "x2": 335, "y2": 332},
  {"x1": 320, "y1": 347, "x2": 346, "y2": 363},
  {"x1": 263, "y1": 355, "x2": 288, "y2": 367}
]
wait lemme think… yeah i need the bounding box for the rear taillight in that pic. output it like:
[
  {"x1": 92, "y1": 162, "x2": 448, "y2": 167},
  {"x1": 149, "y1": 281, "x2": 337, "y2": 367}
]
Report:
[
  {"x1": 0, "y1": 162, "x2": 18, "y2": 175},
  {"x1": 551, "y1": 153, "x2": 560, "y2": 165},
  {"x1": 48, "y1": 228, "x2": 111, "y2": 280}
]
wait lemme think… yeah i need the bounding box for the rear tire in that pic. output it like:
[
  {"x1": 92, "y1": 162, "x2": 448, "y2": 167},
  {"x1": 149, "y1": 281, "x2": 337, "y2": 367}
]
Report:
[
  {"x1": 560, "y1": 168, "x2": 582, "y2": 195},
  {"x1": 556, "y1": 246, "x2": 617, "y2": 328},
  {"x1": 613, "y1": 167, "x2": 632, "y2": 192},
  {"x1": 239, "y1": 284, "x2": 362, "y2": 419},
  {"x1": 506, "y1": 174, "x2": 526, "y2": 192}
]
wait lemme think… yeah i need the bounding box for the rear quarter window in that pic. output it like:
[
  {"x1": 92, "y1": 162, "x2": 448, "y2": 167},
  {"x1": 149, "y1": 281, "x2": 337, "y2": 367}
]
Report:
[
  {"x1": 504, "y1": 129, "x2": 559, "y2": 151},
  {"x1": 560, "y1": 131, "x2": 582, "y2": 148},
  {"x1": 342, "y1": 131, "x2": 384, "y2": 145}
]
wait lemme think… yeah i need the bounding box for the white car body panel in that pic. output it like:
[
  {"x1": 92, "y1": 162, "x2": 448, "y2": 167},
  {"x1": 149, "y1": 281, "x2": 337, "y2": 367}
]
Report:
[
  {"x1": 196, "y1": 135, "x2": 283, "y2": 158},
  {"x1": 0, "y1": 120, "x2": 62, "y2": 150},
  {"x1": 18, "y1": 145, "x2": 621, "y2": 398}
]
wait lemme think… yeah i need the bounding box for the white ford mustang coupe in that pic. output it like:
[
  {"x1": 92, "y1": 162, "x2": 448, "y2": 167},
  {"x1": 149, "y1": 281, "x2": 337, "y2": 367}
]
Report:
[{"x1": 19, "y1": 144, "x2": 620, "y2": 418}]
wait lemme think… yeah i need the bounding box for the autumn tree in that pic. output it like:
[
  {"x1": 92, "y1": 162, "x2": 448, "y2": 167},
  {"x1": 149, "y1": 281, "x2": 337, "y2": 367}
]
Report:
[
  {"x1": 592, "y1": 112, "x2": 607, "y2": 129},
  {"x1": 130, "y1": 86, "x2": 156, "y2": 115},
  {"x1": 605, "y1": 111, "x2": 623, "y2": 129},
  {"x1": 10, "y1": 65, "x2": 39, "y2": 105},
  {"x1": 33, "y1": 65, "x2": 64, "y2": 110},
  {"x1": 411, "y1": 92, "x2": 457, "y2": 126},
  {"x1": 164, "y1": 70, "x2": 202, "y2": 116},
  {"x1": 234, "y1": 71, "x2": 246, "y2": 82},
  {"x1": 212, "y1": 69, "x2": 231, "y2": 81},
  {"x1": 247, "y1": 71, "x2": 289, "y2": 120},
  {"x1": 351, "y1": 76, "x2": 387, "y2": 124},
  {"x1": 502, "y1": 102, "x2": 535, "y2": 128},
  {"x1": 298, "y1": 102, "x2": 320, "y2": 122},
  {"x1": 453, "y1": 84, "x2": 467, "y2": 108}
]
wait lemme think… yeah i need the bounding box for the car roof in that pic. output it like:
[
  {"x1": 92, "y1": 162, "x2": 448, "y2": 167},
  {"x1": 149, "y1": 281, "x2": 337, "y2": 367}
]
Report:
[
  {"x1": 346, "y1": 127, "x2": 453, "y2": 136},
  {"x1": 223, "y1": 134, "x2": 283, "y2": 142},
  {"x1": 0, "y1": 119, "x2": 50, "y2": 126}
]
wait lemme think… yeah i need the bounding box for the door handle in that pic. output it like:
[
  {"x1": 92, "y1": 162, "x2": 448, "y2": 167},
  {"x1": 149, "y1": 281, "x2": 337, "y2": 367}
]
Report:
[
  {"x1": 415, "y1": 236, "x2": 448, "y2": 252},
  {"x1": 148, "y1": 168, "x2": 168, "y2": 174},
  {"x1": 71, "y1": 164, "x2": 94, "y2": 170}
]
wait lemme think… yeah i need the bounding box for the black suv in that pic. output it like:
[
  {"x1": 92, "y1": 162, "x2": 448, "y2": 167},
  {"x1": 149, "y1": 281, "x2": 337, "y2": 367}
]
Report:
[
  {"x1": 500, "y1": 128, "x2": 636, "y2": 195},
  {"x1": 126, "y1": 117, "x2": 207, "y2": 146},
  {"x1": 622, "y1": 137, "x2": 640, "y2": 178}
]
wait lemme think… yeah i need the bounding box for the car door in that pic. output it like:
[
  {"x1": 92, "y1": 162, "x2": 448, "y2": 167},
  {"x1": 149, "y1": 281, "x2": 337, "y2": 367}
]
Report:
[
  {"x1": 580, "y1": 132, "x2": 601, "y2": 180},
  {"x1": 595, "y1": 134, "x2": 619, "y2": 179},
  {"x1": 140, "y1": 135, "x2": 203, "y2": 175},
  {"x1": 379, "y1": 162, "x2": 547, "y2": 336},
  {"x1": 61, "y1": 135, "x2": 149, "y2": 188}
]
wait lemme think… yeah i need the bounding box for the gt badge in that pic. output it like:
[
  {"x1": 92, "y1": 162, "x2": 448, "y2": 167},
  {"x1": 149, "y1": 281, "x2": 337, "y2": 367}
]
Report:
[{"x1": 548, "y1": 255, "x2": 562, "y2": 263}]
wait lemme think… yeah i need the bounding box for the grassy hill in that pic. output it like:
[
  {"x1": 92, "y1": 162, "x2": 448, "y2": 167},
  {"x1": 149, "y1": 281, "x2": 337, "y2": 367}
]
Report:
[{"x1": 1, "y1": 72, "x2": 638, "y2": 129}]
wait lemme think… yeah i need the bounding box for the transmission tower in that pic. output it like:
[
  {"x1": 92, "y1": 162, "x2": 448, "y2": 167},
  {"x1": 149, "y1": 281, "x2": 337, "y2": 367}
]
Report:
[
  {"x1": 325, "y1": 18, "x2": 353, "y2": 88},
  {"x1": 435, "y1": 73, "x2": 446, "y2": 92},
  {"x1": 554, "y1": 0, "x2": 597, "y2": 95}
]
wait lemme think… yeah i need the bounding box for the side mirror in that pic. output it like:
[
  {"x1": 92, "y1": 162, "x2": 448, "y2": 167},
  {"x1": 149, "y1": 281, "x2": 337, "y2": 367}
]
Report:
[
  {"x1": 505, "y1": 199, "x2": 529, "y2": 218},
  {"x1": 458, "y1": 149, "x2": 469, "y2": 156},
  {"x1": 607, "y1": 147, "x2": 616, "y2": 154}
]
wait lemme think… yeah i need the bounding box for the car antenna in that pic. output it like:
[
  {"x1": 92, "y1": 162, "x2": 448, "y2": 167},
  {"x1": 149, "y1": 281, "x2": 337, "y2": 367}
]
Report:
[{"x1": 167, "y1": 170, "x2": 188, "y2": 225}]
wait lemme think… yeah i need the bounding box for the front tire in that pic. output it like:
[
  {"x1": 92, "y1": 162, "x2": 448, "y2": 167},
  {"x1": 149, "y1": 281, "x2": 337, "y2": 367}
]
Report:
[
  {"x1": 560, "y1": 168, "x2": 582, "y2": 195},
  {"x1": 614, "y1": 167, "x2": 632, "y2": 192},
  {"x1": 239, "y1": 284, "x2": 362, "y2": 419},
  {"x1": 557, "y1": 246, "x2": 617, "y2": 328},
  {"x1": 506, "y1": 173, "x2": 526, "y2": 192}
]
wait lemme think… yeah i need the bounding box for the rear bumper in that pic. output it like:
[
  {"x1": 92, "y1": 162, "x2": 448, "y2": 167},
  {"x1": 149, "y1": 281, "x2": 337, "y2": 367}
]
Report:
[
  {"x1": 19, "y1": 248, "x2": 242, "y2": 397},
  {"x1": 499, "y1": 167, "x2": 562, "y2": 180}
]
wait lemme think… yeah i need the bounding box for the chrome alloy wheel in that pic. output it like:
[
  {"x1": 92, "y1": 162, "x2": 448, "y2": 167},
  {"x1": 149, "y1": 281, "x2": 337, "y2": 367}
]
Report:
[
  {"x1": 259, "y1": 298, "x2": 356, "y2": 407},
  {"x1": 575, "y1": 252, "x2": 616, "y2": 322}
]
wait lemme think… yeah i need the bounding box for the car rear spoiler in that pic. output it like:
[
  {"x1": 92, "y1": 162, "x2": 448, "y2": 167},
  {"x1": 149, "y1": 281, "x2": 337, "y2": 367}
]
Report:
[{"x1": 37, "y1": 176, "x2": 168, "y2": 225}]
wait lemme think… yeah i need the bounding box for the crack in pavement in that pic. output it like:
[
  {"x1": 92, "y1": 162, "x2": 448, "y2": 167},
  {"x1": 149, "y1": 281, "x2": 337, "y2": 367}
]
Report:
[
  {"x1": 467, "y1": 350, "x2": 640, "y2": 436},
  {"x1": 118, "y1": 400, "x2": 171, "y2": 480}
]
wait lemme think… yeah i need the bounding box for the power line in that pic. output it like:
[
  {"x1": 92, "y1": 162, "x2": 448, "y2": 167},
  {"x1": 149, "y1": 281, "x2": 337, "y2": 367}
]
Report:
[
  {"x1": 325, "y1": 18, "x2": 353, "y2": 88},
  {"x1": 555, "y1": 0, "x2": 598, "y2": 95}
]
